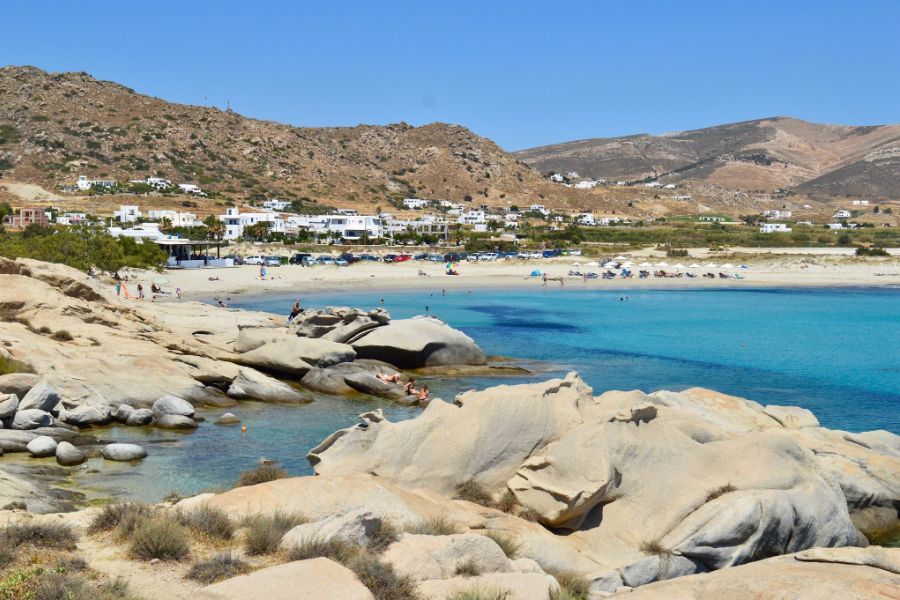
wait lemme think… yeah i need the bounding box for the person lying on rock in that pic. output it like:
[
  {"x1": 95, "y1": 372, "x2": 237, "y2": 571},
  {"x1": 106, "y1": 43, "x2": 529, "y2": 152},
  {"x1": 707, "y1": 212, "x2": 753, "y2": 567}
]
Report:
[
  {"x1": 404, "y1": 378, "x2": 417, "y2": 395},
  {"x1": 376, "y1": 372, "x2": 401, "y2": 384},
  {"x1": 417, "y1": 384, "x2": 430, "y2": 402}
]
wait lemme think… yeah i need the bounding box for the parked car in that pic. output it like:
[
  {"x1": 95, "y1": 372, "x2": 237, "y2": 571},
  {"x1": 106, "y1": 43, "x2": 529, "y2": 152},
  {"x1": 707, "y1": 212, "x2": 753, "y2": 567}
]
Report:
[
  {"x1": 223, "y1": 254, "x2": 244, "y2": 265},
  {"x1": 358, "y1": 253, "x2": 379, "y2": 261},
  {"x1": 264, "y1": 256, "x2": 282, "y2": 267},
  {"x1": 393, "y1": 254, "x2": 412, "y2": 263},
  {"x1": 542, "y1": 249, "x2": 561, "y2": 258},
  {"x1": 479, "y1": 252, "x2": 498, "y2": 261},
  {"x1": 244, "y1": 255, "x2": 264, "y2": 265},
  {"x1": 529, "y1": 251, "x2": 543, "y2": 259},
  {"x1": 567, "y1": 248, "x2": 583, "y2": 256},
  {"x1": 517, "y1": 251, "x2": 531, "y2": 259},
  {"x1": 317, "y1": 255, "x2": 335, "y2": 264},
  {"x1": 443, "y1": 252, "x2": 463, "y2": 263},
  {"x1": 383, "y1": 254, "x2": 399, "y2": 263},
  {"x1": 339, "y1": 253, "x2": 360, "y2": 264},
  {"x1": 289, "y1": 253, "x2": 313, "y2": 265},
  {"x1": 413, "y1": 253, "x2": 429, "y2": 261},
  {"x1": 427, "y1": 253, "x2": 444, "y2": 262}
]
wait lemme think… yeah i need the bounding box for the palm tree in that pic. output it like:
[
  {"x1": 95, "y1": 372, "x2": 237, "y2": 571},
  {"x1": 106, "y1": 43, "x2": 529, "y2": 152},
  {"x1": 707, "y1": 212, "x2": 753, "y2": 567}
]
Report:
[{"x1": 204, "y1": 215, "x2": 225, "y2": 240}]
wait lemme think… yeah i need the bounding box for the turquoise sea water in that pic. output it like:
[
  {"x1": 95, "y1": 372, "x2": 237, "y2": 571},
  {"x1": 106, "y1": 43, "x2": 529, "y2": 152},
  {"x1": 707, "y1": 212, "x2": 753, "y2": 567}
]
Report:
[{"x1": 42, "y1": 286, "x2": 899, "y2": 503}]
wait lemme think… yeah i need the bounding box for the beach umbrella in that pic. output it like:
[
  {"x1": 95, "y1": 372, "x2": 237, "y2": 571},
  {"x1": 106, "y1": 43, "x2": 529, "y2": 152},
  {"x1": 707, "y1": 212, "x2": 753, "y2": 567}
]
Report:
[
  {"x1": 639, "y1": 262, "x2": 652, "y2": 267},
  {"x1": 689, "y1": 263, "x2": 702, "y2": 269},
  {"x1": 704, "y1": 263, "x2": 717, "y2": 268},
  {"x1": 530, "y1": 269, "x2": 543, "y2": 277},
  {"x1": 656, "y1": 261, "x2": 669, "y2": 267}
]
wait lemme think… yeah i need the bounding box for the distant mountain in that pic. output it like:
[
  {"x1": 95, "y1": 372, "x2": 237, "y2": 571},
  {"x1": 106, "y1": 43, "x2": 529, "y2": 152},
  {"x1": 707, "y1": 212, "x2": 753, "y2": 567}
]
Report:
[
  {"x1": 515, "y1": 117, "x2": 900, "y2": 198},
  {"x1": 0, "y1": 66, "x2": 560, "y2": 210}
]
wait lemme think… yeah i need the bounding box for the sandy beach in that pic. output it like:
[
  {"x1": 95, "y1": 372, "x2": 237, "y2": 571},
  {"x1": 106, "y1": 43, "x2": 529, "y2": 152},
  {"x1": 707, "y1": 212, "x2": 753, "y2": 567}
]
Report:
[{"x1": 125, "y1": 249, "x2": 900, "y2": 301}]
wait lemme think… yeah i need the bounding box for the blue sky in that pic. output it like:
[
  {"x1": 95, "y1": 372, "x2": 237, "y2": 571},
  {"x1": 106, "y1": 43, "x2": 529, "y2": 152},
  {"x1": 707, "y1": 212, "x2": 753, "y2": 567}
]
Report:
[{"x1": 3, "y1": 1, "x2": 899, "y2": 149}]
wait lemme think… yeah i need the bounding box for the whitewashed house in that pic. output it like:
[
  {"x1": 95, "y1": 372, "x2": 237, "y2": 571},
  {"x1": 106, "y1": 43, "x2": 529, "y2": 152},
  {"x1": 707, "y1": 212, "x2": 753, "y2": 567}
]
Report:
[
  {"x1": 147, "y1": 210, "x2": 201, "y2": 227},
  {"x1": 851, "y1": 200, "x2": 870, "y2": 206},
  {"x1": 458, "y1": 210, "x2": 487, "y2": 225},
  {"x1": 663, "y1": 183, "x2": 677, "y2": 189},
  {"x1": 577, "y1": 213, "x2": 596, "y2": 226},
  {"x1": 262, "y1": 199, "x2": 291, "y2": 211},
  {"x1": 56, "y1": 212, "x2": 87, "y2": 225},
  {"x1": 403, "y1": 198, "x2": 430, "y2": 210},
  {"x1": 529, "y1": 204, "x2": 550, "y2": 216},
  {"x1": 178, "y1": 183, "x2": 202, "y2": 195},
  {"x1": 760, "y1": 223, "x2": 792, "y2": 233},
  {"x1": 76, "y1": 175, "x2": 116, "y2": 191},
  {"x1": 115, "y1": 205, "x2": 142, "y2": 223},
  {"x1": 550, "y1": 173, "x2": 565, "y2": 183},
  {"x1": 833, "y1": 209, "x2": 852, "y2": 219},
  {"x1": 763, "y1": 210, "x2": 792, "y2": 219},
  {"x1": 219, "y1": 208, "x2": 284, "y2": 240},
  {"x1": 574, "y1": 180, "x2": 598, "y2": 189}
]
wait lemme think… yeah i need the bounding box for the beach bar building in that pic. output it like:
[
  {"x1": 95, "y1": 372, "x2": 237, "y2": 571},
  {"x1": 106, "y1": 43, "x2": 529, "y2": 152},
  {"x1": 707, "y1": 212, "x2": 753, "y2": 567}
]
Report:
[{"x1": 155, "y1": 238, "x2": 231, "y2": 269}]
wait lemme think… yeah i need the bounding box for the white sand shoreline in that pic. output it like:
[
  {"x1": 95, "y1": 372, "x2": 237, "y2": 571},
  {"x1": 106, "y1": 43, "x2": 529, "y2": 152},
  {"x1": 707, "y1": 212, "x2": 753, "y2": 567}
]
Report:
[{"x1": 120, "y1": 253, "x2": 900, "y2": 304}]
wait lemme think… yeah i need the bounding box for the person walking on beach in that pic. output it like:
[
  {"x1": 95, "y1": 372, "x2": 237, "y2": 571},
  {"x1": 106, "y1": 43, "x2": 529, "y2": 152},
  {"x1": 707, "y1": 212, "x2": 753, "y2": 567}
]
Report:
[
  {"x1": 137, "y1": 284, "x2": 145, "y2": 300},
  {"x1": 114, "y1": 281, "x2": 121, "y2": 296}
]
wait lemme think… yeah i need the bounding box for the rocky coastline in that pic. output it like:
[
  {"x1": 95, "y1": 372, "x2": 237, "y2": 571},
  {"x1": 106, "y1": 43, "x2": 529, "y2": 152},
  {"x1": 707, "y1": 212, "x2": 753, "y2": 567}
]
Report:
[{"x1": 0, "y1": 258, "x2": 897, "y2": 598}]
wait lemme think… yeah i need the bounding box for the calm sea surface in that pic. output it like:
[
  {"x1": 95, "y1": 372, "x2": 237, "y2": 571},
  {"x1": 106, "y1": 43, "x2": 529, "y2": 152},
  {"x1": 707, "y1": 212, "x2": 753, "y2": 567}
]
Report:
[{"x1": 47, "y1": 286, "x2": 900, "y2": 503}]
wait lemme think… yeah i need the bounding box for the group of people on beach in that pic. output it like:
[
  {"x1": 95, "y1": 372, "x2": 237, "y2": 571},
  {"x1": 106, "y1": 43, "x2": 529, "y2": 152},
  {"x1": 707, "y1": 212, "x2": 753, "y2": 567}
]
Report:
[
  {"x1": 377, "y1": 372, "x2": 430, "y2": 402},
  {"x1": 113, "y1": 273, "x2": 182, "y2": 301}
]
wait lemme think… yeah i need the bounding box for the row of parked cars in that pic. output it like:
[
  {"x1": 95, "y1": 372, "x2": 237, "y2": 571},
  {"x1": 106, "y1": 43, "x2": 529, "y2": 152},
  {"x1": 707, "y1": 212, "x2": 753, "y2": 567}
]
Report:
[{"x1": 230, "y1": 248, "x2": 582, "y2": 267}]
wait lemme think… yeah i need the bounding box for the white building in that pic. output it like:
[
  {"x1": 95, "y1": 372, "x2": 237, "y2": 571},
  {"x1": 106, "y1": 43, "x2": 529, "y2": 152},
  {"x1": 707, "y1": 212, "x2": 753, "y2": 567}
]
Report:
[
  {"x1": 851, "y1": 200, "x2": 870, "y2": 206},
  {"x1": 115, "y1": 205, "x2": 142, "y2": 223},
  {"x1": 549, "y1": 173, "x2": 565, "y2": 183},
  {"x1": 763, "y1": 209, "x2": 793, "y2": 219},
  {"x1": 147, "y1": 177, "x2": 171, "y2": 189},
  {"x1": 458, "y1": 210, "x2": 487, "y2": 225},
  {"x1": 663, "y1": 183, "x2": 677, "y2": 190},
  {"x1": 219, "y1": 208, "x2": 284, "y2": 240},
  {"x1": 576, "y1": 213, "x2": 596, "y2": 226},
  {"x1": 384, "y1": 217, "x2": 450, "y2": 242},
  {"x1": 644, "y1": 181, "x2": 662, "y2": 188},
  {"x1": 828, "y1": 223, "x2": 845, "y2": 230},
  {"x1": 178, "y1": 183, "x2": 202, "y2": 195},
  {"x1": 529, "y1": 204, "x2": 550, "y2": 216},
  {"x1": 760, "y1": 223, "x2": 792, "y2": 233},
  {"x1": 147, "y1": 210, "x2": 201, "y2": 228},
  {"x1": 335, "y1": 208, "x2": 358, "y2": 216},
  {"x1": 567, "y1": 171, "x2": 579, "y2": 178},
  {"x1": 833, "y1": 209, "x2": 852, "y2": 219},
  {"x1": 574, "y1": 180, "x2": 598, "y2": 189},
  {"x1": 403, "y1": 198, "x2": 430, "y2": 210},
  {"x1": 76, "y1": 175, "x2": 116, "y2": 191},
  {"x1": 108, "y1": 223, "x2": 164, "y2": 242},
  {"x1": 262, "y1": 199, "x2": 291, "y2": 211},
  {"x1": 56, "y1": 212, "x2": 87, "y2": 225}
]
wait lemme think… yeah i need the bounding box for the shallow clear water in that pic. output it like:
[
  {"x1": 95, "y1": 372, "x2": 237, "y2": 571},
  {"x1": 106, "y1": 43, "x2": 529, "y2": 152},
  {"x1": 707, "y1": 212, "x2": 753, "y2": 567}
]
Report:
[{"x1": 38, "y1": 286, "x2": 900, "y2": 503}]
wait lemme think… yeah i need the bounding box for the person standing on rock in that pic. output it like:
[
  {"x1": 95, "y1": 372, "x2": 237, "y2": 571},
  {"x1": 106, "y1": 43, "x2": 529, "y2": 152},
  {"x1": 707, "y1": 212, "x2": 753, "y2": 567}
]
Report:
[{"x1": 288, "y1": 299, "x2": 304, "y2": 323}]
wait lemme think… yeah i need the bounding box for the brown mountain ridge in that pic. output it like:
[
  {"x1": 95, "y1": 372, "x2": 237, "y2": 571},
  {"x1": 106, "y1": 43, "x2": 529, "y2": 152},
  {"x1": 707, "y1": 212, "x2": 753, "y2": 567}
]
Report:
[{"x1": 515, "y1": 117, "x2": 900, "y2": 199}]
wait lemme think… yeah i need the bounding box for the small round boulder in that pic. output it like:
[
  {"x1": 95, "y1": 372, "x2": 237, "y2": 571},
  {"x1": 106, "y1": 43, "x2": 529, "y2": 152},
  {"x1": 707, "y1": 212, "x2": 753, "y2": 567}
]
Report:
[
  {"x1": 215, "y1": 412, "x2": 241, "y2": 425},
  {"x1": 155, "y1": 414, "x2": 198, "y2": 429},
  {"x1": 55, "y1": 441, "x2": 86, "y2": 466},
  {"x1": 152, "y1": 395, "x2": 195, "y2": 419},
  {"x1": 101, "y1": 443, "x2": 147, "y2": 462},
  {"x1": 26, "y1": 435, "x2": 58, "y2": 458}
]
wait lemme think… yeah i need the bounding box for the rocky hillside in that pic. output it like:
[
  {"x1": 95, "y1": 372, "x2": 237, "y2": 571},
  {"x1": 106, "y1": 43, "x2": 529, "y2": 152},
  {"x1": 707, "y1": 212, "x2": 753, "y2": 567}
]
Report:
[
  {"x1": 516, "y1": 117, "x2": 900, "y2": 198},
  {"x1": 0, "y1": 66, "x2": 566, "y2": 210}
]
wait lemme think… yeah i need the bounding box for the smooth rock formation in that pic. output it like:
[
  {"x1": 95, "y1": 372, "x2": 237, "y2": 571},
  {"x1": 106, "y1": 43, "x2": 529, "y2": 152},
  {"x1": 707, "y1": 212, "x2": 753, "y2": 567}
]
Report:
[
  {"x1": 26, "y1": 435, "x2": 58, "y2": 458},
  {"x1": 621, "y1": 547, "x2": 900, "y2": 600},
  {"x1": 116, "y1": 404, "x2": 154, "y2": 426},
  {"x1": 18, "y1": 380, "x2": 60, "y2": 412},
  {"x1": 343, "y1": 372, "x2": 410, "y2": 400},
  {"x1": 308, "y1": 374, "x2": 899, "y2": 584},
  {"x1": 763, "y1": 404, "x2": 820, "y2": 429},
  {"x1": 0, "y1": 393, "x2": 19, "y2": 419},
  {"x1": 300, "y1": 360, "x2": 399, "y2": 396},
  {"x1": 383, "y1": 533, "x2": 512, "y2": 581},
  {"x1": 232, "y1": 326, "x2": 356, "y2": 374},
  {"x1": 289, "y1": 307, "x2": 390, "y2": 343},
  {"x1": 155, "y1": 414, "x2": 199, "y2": 429},
  {"x1": 101, "y1": 443, "x2": 147, "y2": 461},
  {"x1": 215, "y1": 412, "x2": 241, "y2": 425},
  {"x1": 280, "y1": 507, "x2": 382, "y2": 550},
  {"x1": 152, "y1": 395, "x2": 195, "y2": 419},
  {"x1": 227, "y1": 368, "x2": 311, "y2": 403},
  {"x1": 55, "y1": 440, "x2": 86, "y2": 466},
  {"x1": 0, "y1": 427, "x2": 81, "y2": 452},
  {"x1": 0, "y1": 373, "x2": 39, "y2": 397},
  {"x1": 63, "y1": 402, "x2": 112, "y2": 427},
  {"x1": 202, "y1": 558, "x2": 374, "y2": 600},
  {"x1": 417, "y1": 573, "x2": 560, "y2": 600},
  {"x1": 11, "y1": 408, "x2": 53, "y2": 430},
  {"x1": 351, "y1": 316, "x2": 487, "y2": 368}
]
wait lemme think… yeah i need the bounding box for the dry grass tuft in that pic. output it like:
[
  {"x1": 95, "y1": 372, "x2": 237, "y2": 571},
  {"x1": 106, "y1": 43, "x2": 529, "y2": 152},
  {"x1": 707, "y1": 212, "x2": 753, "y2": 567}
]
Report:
[
  {"x1": 346, "y1": 552, "x2": 420, "y2": 600},
  {"x1": 88, "y1": 502, "x2": 154, "y2": 538},
  {"x1": 482, "y1": 530, "x2": 520, "y2": 559},
  {"x1": 176, "y1": 504, "x2": 235, "y2": 541},
  {"x1": 0, "y1": 521, "x2": 78, "y2": 550},
  {"x1": 128, "y1": 514, "x2": 190, "y2": 561},
  {"x1": 405, "y1": 515, "x2": 460, "y2": 536},
  {"x1": 236, "y1": 463, "x2": 288, "y2": 487},
  {"x1": 546, "y1": 568, "x2": 590, "y2": 600},
  {"x1": 638, "y1": 538, "x2": 669, "y2": 556},
  {"x1": 446, "y1": 587, "x2": 510, "y2": 600},
  {"x1": 49, "y1": 329, "x2": 74, "y2": 342},
  {"x1": 705, "y1": 483, "x2": 737, "y2": 502},
  {"x1": 241, "y1": 511, "x2": 306, "y2": 556},
  {"x1": 186, "y1": 552, "x2": 251, "y2": 584},
  {"x1": 367, "y1": 519, "x2": 401, "y2": 553},
  {"x1": 455, "y1": 481, "x2": 494, "y2": 507},
  {"x1": 454, "y1": 558, "x2": 482, "y2": 577}
]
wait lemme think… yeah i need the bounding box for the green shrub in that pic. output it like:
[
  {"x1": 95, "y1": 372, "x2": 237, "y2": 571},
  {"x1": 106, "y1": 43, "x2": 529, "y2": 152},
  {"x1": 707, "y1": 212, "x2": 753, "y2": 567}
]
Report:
[
  {"x1": 482, "y1": 530, "x2": 520, "y2": 559},
  {"x1": 406, "y1": 516, "x2": 460, "y2": 536},
  {"x1": 856, "y1": 246, "x2": 889, "y2": 256},
  {"x1": 346, "y1": 553, "x2": 420, "y2": 600},
  {"x1": 236, "y1": 463, "x2": 288, "y2": 487},
  {"x1": 0, "y1": 521, "x2": 77, "y2": 550},
  {"x1": 493, "y1": 490, "x2": 520, "y2": 514},
  {"x1": 49, "y1": 330, "x2": 73, "y2": 342},
  {"x1": 0, "y1": 540, "x2": 13, "y2": 569},
  {"x1": 446, "y1": 587, "x2": 510, "y2": 600},
  {"x1": 176, "y1": 504, "x2": 235, "y2": 541},
  {"x1": 285, "y1": 536, "x2": 355, "y2": 564},
  {"x1": 242, "y1": 511, "x2": 306, "y2": 556},
  {"x1": 0, "y1": 355, "x2": 31, "y2": 376},
  {"x1": 128, "y1": 515, "x2": 190, "y2": 561},
  {"x1": 186, "y1": 553, "x2": 250, "y2": 584}
]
